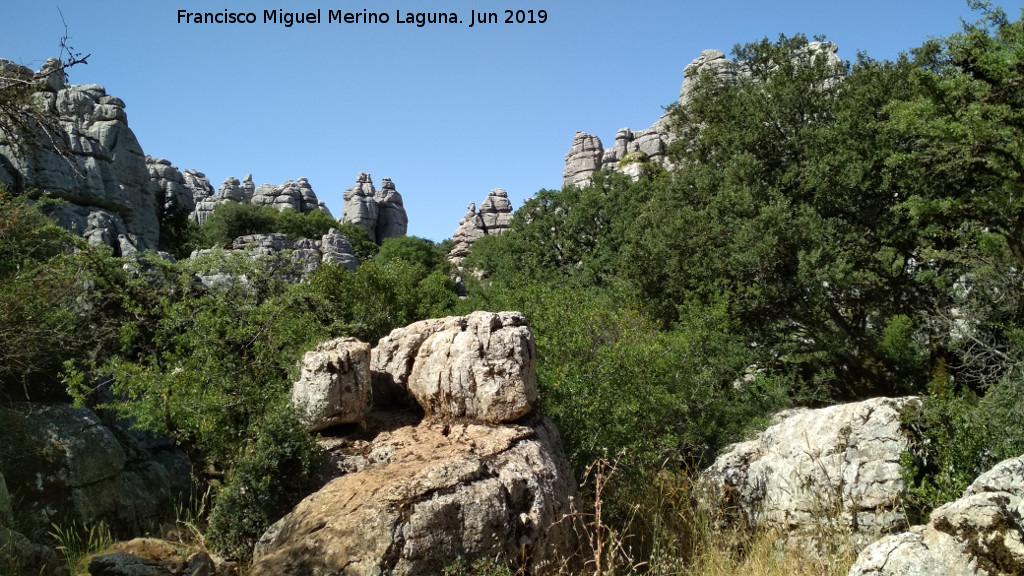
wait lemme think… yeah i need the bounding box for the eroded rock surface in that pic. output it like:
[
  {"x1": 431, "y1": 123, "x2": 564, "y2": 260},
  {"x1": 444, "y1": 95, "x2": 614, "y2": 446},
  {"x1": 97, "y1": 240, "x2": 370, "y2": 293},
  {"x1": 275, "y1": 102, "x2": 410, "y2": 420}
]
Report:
[
  {"x1": 849, "y1": 455, "x2": 1024, "y2": 576},
  {"x1": 292, "y1": 337, "x2": 371, "y2": 431},
  {"x1": 447, "y1": 189, "x2": 514, "y2": 266},
  {"x1": 341, "y1": 173, "x2": 408, "y2": 244},
  {"x1": 370, "y1": 311, "x2": 536, "y2": 422},
  {"x1": 0, "y1": 60, "x2": 157, "y2": 253},
  {"x1": 17, "y1": 403, "x2": 192, "y2": 536},
  {"x1": 250, "y1": 418, "x2": 578, "y2": 576},
  {"x1": 701, "y1": 397, "x2": 916, "y2": 545}
]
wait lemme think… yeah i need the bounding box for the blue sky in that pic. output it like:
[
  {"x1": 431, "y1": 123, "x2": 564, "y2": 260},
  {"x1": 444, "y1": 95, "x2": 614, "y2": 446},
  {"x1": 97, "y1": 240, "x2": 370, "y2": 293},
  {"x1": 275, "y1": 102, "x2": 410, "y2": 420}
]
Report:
[{"x1": 4, "y1": 1, "x2": 1024, "y2": 242}]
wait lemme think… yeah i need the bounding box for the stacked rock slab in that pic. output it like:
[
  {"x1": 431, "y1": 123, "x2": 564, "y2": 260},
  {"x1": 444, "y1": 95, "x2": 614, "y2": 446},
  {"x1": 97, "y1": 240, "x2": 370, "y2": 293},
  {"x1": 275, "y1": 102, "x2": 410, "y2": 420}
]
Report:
[
  {"x1": 562, "y1": 42, "x2": 841, "y2": 188},
  {"x1": 261, "y1": 311, "x2": 577, "y2": 576},
  {"x1": 0, "y1": 59, "x2": 159, "y2": 253},
  {"x1": 700, "y1": 397, "x2": 917, "y2": 549},
  {"x1": 341, "y1": 173, "x2": 409, "y2": 244},
  {"x1": 848, "y1": 454, "x2": 1024, "y2": 576},
  {"x1": 447, "y1": 188, "x2": 514, "y2": 266}
]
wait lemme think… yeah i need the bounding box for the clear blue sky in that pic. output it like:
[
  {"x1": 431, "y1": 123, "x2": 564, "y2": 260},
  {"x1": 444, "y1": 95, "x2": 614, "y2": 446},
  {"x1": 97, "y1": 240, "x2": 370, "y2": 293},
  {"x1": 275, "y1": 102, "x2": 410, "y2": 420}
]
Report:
[{"x1": 4, "y1": 1, "x2": 1023, "y2": 242}]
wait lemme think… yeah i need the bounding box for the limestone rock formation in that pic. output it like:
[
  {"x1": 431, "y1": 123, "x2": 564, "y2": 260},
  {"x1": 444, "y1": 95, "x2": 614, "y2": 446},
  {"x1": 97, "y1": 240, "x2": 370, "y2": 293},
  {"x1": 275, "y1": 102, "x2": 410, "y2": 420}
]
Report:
[
  {"x1": 191, "y1": 174, "x2": 332, "y2": 225},
  {"x1": 848, "y1": 455, "x2": 1024, "y2": 576},
  {"x1": 562, "y1": 42, "x2": 842, "y2": 188},
  {"x1": 17, "y1": 403, "x2": 192, "y2": 536},
  {"x1": 341, "y1": 173, "x2": 408, "y2": 244},
  {"x1": 0, "y1": 60, "x2": 158, "y2": 253},
  {"x1": 370, "y1": 311, "x2": 536, "y2": 422},
  {"x1": 320, "y1": 228, "x2": 360, "y2": 272},
  {"x1": 250, "y1": 418, "x2": 578, "y2": 576},
  {"x1": 563, "y1": 132, "x2": 605, "y2": 188},
  {"x1": 375, "y1": 177, "x2": 408, "y2": 242},
  {"x1": 700, "y1": 397, "x2": 917, "y2": 546},
  {"x1": 146, "y1": 157, "x2": 196, "y2": 220},
  {"x1": 292, "y1": 337, "x2": 372, "y2": 431},
  {"x1": 191, "y1": 230, "x2": 360, "y2": 282},
  {"x1": 447, "y1": 189, "x2": 514, "y2": 266}
]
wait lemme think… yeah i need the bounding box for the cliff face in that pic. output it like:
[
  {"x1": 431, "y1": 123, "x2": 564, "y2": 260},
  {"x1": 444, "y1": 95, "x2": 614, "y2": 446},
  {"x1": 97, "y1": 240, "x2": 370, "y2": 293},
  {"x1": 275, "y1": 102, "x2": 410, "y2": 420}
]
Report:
[{"x1": 0, "y1": 59, "x2": 159, "y2": 253}]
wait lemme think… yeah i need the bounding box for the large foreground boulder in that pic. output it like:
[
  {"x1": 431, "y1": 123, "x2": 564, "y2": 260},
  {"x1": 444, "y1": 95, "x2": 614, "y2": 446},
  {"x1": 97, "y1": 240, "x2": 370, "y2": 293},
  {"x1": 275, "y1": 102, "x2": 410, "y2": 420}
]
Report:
[
  {"x1": 250, "y1": 418, "x2": 578, "y2": 576},
  {"x1": 701, "y1": 397, "x2": 917, "y2": 545},
  {"x1": 848, "y1": 455, "x2": 1024, "y2": 576},
  {"x1": 370, "y1": 311, "x2": 537, "y2": 422}
]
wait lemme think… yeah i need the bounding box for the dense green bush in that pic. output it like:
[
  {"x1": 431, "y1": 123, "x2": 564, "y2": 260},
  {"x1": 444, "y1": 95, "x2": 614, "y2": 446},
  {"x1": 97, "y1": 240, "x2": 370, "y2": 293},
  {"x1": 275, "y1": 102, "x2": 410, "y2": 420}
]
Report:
[{"x1": 206, "y1": 399, "x2": 327, "y2": 559}]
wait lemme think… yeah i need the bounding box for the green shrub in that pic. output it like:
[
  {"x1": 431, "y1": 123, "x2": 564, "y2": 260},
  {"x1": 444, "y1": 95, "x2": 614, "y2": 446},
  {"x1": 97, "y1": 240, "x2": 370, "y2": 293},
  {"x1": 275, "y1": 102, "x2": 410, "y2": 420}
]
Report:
[
  {"x1": 206, "y1": 401, "x2": 327, "y2": 559},
  {"x1": 200, "y1": 202, "x2": 279, "y2": 248}
]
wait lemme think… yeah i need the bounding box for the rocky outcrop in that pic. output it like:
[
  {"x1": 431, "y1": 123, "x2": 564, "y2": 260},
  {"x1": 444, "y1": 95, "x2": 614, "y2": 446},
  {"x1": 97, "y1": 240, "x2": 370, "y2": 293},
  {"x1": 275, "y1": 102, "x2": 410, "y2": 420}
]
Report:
[
  {"x1": 191, "y1": 229, "x2": 360, "y2": 282},
  {"x1": 191, "y1": 174, "x2": 333, "y2": 225},
  {"x1": 375, "y1": 177, "x2": 408, "y2": 242},
  {"x1": 0, "y1": 59, "x2": 158, "y2": 253},
  {"x1": 146, "y1": 157, "x2": 196, "y2": 221},
  {"x1": 562, "y1": 42, "x2": 841, "y2": 188},
  {"x1": 848, "y1": 455, "x2": 1024, "y2": 576},
  {"x1": 255, "y1": 312, "x2": 576, "y2": 575},
  {"x1": 701, "y1": 397, "x2": 916, "y2": 546},
  {"x1": 370, "y1": 311, "x2": 536, "y2": 422},
  {"x1": 251, "y1": 417, "x2": 577, "y2": 576},
  {"x1": 292, "y1": 338, "x2": 372, "y2": 432},
  {"x1": 447, "y1": 189, "x2": 514, "y2": 266},
  {"x1": 16, "y1": 403, "x2": 192, "y2": 536},
  {"x1": 341, "y1": 173, "x2": 408, "y2": 244},
  {"x1": 320, "y1": 228, "x2": 360, "y2": 271}
]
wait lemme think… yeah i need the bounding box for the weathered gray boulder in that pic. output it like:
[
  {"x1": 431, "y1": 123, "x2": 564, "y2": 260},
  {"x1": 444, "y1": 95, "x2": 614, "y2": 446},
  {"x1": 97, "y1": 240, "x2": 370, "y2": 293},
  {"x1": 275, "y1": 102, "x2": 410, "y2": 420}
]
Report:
[
  {"x1": 371, "y1": 311, "x2": 537, "y2": 422},
  {"x1": 447, "y1": 189, "x2": 514, "y2": 266},
  {"x1": 848, "y1": 455, "x2": 1024, "y2": 576},
  {"x1": 250, "y1": 418, "x2": 578, "y2": 576},
  {"x1": 0, "y1": 61, "x2": 158, "y2": 253},
  {"x1": 292, "y1": 337, "x2": 371, "y2": 431},
  {"x1": 340, "y1": 173, "x2": 408, "y2": 244},
  {"x1": 701, "y1": 397, "x2": 917, "y2": 546},
  {"x1": 17, "y1": 403, "x2": 191, "y2": 536}
]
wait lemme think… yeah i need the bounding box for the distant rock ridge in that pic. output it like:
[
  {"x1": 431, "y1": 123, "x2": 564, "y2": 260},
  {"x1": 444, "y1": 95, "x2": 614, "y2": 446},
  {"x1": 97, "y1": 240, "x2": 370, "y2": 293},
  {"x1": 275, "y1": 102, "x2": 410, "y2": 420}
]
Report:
[
  {"x1": 447, "y1": 188, "x2": 513, "y2": 266},
  {"x1": 562, "y1": 42, "x2": 840, "y2": 188},
  {"x1": 340, "y1": 172, "x2": 408, "y2": 244},
  {"x1": 191, "y1": 173, "x2": 333, "y2": 226}
]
